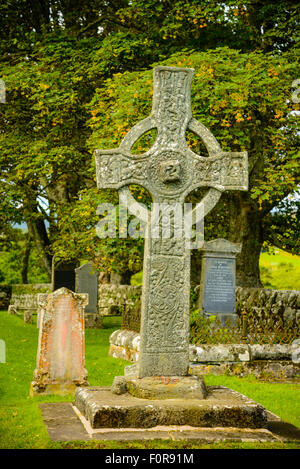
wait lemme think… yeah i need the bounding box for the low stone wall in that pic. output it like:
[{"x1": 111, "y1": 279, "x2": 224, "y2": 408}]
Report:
[
  {"x1": 0, "y1": 285, "x2": 12, "y2": 310},
  {"x1": 110, "y1": 329, "x2": 300, "y2": 380},
  {"x1": 109, "y1": 329, "x2": 140, "y2": 362},
  {"x1": 236, "y1": 287, "x2": 300, "y2": 328},
  {"x1": 111, "y1": 286, "x2": 300, "y2": 332},
  {"x1": 8, "y1": 284, "x2": 52, "y2": 323},
  {"x1": 98, "y1": 284, "x2": 142, "y2": 323}
]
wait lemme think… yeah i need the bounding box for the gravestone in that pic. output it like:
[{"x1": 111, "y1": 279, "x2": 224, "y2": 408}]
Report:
[
  {"x1": 75, "y1": 66, "x2": 270, "y2": 430},
  {"x1": 75, "y1": 262, "x2": 98, "y2": 313},
  {"x1": 30, "y1": 288, "x2": 89, "y2": 396},
  {"x1": 95, "y1": 65, "x2": 248, "y2": 382},
  {"x1": 52, "y1": 257, "x2": 79, "y2": 292},
  {"x1": 75, "y1": 262, "x2": 102, "y2": 328},
  {"x1": 199, "y1": 238, "x2": 241, "y2": 324}
]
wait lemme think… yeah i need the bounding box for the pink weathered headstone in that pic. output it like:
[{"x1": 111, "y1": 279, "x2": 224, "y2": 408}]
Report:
[{"x1": 30, "y1": 288, "x2": 89, "y2": 396}]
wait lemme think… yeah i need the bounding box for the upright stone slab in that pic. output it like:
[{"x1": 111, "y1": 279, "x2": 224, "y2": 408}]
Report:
[
  {"x1": 30, "y1": 288, "x2": 89, "y2": 396},
  {"x1": 75, "y1": 262, "x2": 102, "y2": 328},
  {"x1": 75, "y1": 262, "x2": 98, "y2": 313},
  {"x1": 199, "y1": 239, "x2": 241, "y2": 324},
  {"x1": 52, "y1": 257, "x2": 79, "y2": 292},
  {"x1": 95, "y1": 66, "x2": 248, "y2": 381}
]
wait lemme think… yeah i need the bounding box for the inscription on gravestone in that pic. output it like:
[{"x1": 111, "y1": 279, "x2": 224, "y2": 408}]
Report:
[
  {"x1": 199, "y1": 238, "x2": 241, "y2": 316},
  {"x1": 202, "y1": 257, "x2": 235, "y2": 314}
]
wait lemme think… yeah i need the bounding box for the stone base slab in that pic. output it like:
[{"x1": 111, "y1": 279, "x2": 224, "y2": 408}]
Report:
[
  {"x1": 39, "y1": 402, "x2": 300, "y2": 442},
  {"x1": 30, "y1": 380, "x2": 88, "y2": 397},
  {"x1": 74, "y1": 385, "x2": 267, "y2": 430},
  {"x1": 111, "y1": 375, "x2": 207, "y2": 399}
]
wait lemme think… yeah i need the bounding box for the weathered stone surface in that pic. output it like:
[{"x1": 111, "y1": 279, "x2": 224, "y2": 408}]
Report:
[
  {"x1": 109, "y1": 329, "x2": 298, "y2": 363},
  {"x1": 250, "y1": 344, "x2": 293, "y2": 361},
  {"x1": 111, "y1": 375, "x2": 207, "y2": 400},
  {"x1": 7, "y1": 305, "x2": 17, "y2": 315},
  {"x1": 10, "y1": 294, "x2": 37, "y2": 309},
  {"x1": 75, "y1": 262, "x2": 98, "y2": 314},
  {"x1": 95, "y1": 65, "x2": 248, "y2": 379},
  {"x1": 101, "y1": 285, "x2": 300, "y2": 335},
  {"x1": 98, "y1": 284, "x2": 141, "y2": 320},
  {"x1": 190, "y1": 361, "x2": 300, "y2": 380},
  {"x1": 190, "y1": 344, "x2": 250, "y2": 363},
  {"x1": 235, "y1": 287, "x2": 300, "y2": 328},
  {"x1": 30, "y1": 288, "x2": 89, "y2": 396},
  {"x1": 74, "y1": 386, "x2": 267, "y2": 429},
  {"x1": 109, "y1": 330, "x2": 300, "y2": 379},
  {"x1": 110, "y1": 330, "x2": 299, "y2": 361},
  {"x1": 41, "y1": 402, "x2": 300, "y2": 442},
  {"x1": 198, "y1": 239, "x2": 241, "y2": 316},
  {"x1": 110, "y1": 329, "x2": 140, "y2": 350},
  {"x1": 7, "y1": 284, "x2": 52, "y2": 320},
  {"x1": 39, "y1": 403, "x2": 89, "y2": 442},
  {"x1": 109, "y1": 329, "x2": 140, "y2": 362},
  {"x1": 24, "y1": 309, "x2": 33, "y2": 324},
  {"x1": 84, "y1": 313, "x2": 103, "y2": 329}
]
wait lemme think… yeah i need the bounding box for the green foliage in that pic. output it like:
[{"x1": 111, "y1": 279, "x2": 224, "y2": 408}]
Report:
[
  {"x1": 11, "y1": 284, "x2": 51, "y2": 295},
  {"x1": 0, "y1": 1, "x2": 299, "y2": 283},
  {"x1": 0, "y1": 229, "x2": 50, "y2": 284}
]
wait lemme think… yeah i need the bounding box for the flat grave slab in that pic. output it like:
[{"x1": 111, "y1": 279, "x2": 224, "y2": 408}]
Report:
[
  {"x1": 39, "y1": 401, "x2": 300, "y2": 443},
  {"x1": 74, "y1": 385, "x2": 268, "y2": 430}
]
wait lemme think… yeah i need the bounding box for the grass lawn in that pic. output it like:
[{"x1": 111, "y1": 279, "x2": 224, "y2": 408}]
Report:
[
  {"x1": 0, "y1": 310, "x2": 299, "y2": 450},
  {"x1": 259, "y1": 248, "x2": 300, "y2": 290}
]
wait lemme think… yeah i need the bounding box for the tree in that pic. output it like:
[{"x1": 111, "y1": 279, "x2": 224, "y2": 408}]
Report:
[
  {"x1": 0, "y1": 0, "x2": 299, "y2": 285},
  {"x1": 87, "y1": 48, "x2": 299, "y2": 286}
]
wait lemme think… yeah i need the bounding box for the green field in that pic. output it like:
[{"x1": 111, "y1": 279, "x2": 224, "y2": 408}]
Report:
[
  {"x1": 0, "y1": 310, "x2": 299, "y2": 449},
  {"x1": 260, "y1": 248, "x2": 300, "y2": 290}
]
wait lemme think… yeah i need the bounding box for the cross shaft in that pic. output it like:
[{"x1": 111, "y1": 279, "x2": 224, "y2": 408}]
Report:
[{"x1": 95, "y1": 66, "x2": 248, "y2": 377}]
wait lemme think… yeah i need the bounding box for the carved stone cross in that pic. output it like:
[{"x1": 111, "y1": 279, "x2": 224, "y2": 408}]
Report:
[{"x1": 95, "y1": 66, "x2": 248, "y2": 378}]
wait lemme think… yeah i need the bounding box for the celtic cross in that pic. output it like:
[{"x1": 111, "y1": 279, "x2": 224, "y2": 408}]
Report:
[{"x1": 95, "y1": 66, "x2": 248, "y2": 378}]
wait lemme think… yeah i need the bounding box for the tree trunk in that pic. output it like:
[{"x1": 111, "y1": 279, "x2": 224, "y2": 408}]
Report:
[
  {"x1": 27, "y1": 217, "x2": 52, "y2": 279},
  {"x1": 227, "y1": 193, "x2": 263, "y2": 288},
  {"x1": 21, "y1": 236, "x2": 31, "y2": 284},
  {"x1": 191, "y1": 192, "x2": 264, "y2": 289}
]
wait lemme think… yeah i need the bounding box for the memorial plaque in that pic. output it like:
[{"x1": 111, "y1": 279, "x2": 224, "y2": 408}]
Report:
[
  {"x1": 75, "y1": 262, "x2": 98, "y2": 313},
  {"x1": 202, "y1": 257, "x2": 236, "y2": 314},
  {"x1": 199, "y1": 239, "x2": 241, "y2": 317},
  {"x1": 52, "y1": 257, "x2": 79, "y2": 292}
]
